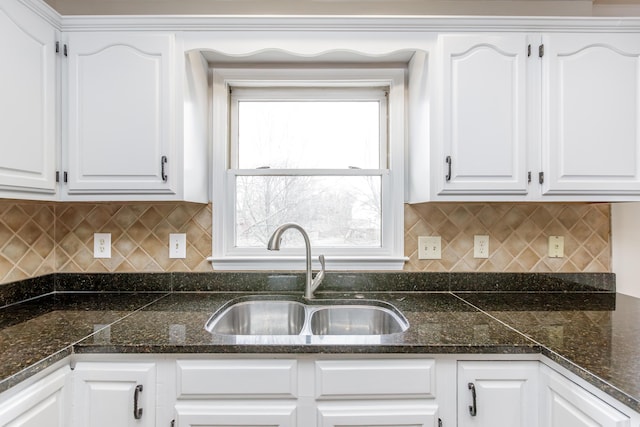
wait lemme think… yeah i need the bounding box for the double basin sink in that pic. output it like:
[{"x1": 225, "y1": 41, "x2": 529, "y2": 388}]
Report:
[{"x1": 205, "y1": 295, "x2": 409, "y2": 336}]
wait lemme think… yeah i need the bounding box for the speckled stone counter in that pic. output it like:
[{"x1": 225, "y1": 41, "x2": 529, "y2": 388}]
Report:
[
  {"x1": 0, "y1": 293, "x2": 166, "y2": 391},
  {"x1": 1, "y1": 272, "x2": 636, "y2": 413},
  {"x1": 458, "y1": 292, "x2": 639, "y2": 411}
]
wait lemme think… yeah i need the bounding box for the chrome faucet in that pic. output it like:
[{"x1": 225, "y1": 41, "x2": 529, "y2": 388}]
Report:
[{"x1": 267, "y1": 223, "x2": 326, "y2": 299}]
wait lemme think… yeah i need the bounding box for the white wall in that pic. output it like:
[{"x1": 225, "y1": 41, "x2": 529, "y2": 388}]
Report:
[{"x1": 612, "y1": 203, "x2": 640, "y2": 298}]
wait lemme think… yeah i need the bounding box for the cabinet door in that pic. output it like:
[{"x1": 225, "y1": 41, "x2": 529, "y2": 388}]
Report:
[
  {"x1": 65, "y1": 32, "x2": 175, "y2": 196},
  {"x1": 458, "y1": 361, "x2": 538, "y2": 427},
  {"x1": 174, "y1": 402, "x2": 297, "y2": 427},
  {"x1": 317, "y1": 402, "x2": 439, "y2": 427},
  {"x1": 543, "y1": 34, "x2": 640, "y2": 196},
  {"x1": 0, "y1": 0, "x2": 57, "y2": 197},
  {"x1": 0, "y1": 366, "x2": 70, "y2": 427},
  {"x1": 436, "y1": 34, "x2": 530, "y2": 197},
  {"x1": 541, "y1": 366, "x2": 630, "y2": 427},
  {"x1": 72, "y1": 362, "x2": 156, "y2": 427}
]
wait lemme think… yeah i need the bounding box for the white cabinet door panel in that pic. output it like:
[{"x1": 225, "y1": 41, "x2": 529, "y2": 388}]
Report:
[
  {"x1": 541, "y1": 366, "x2": 630, "y2": 427},
  {"x1": 66, "y1": 32, "x2": 175, "y2": 195},
  {"x1": 543, "y1": 34, "x2": 640, "y2": 195},
  {"x1": 437, "y1": 34, "x2": 529, "y2": 196},
  {"x1": 0, "y1": 367, "x2": 70, "y2": 427},
  {"x1": 0, "y1": 0, "x2": 57, "y2": 196},
  {"x1": 72, "y1": 362, "x2": 156, "y2": 427},
  {"x1": 458, "y1": 361, "x2": 538, "y2": 427},
  {"x1": 175, "y1": 402, "x2": 297, "y2": 427},
  {"x1": 317, "y1": 402, "x2": 438, "y2": 427}
]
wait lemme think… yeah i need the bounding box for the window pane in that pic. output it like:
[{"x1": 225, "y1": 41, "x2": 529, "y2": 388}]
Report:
[
  {"x1": 235, "y1": 176, "x2": 381, "y2": 248},
  {"x1": 238, "y1": 101, "x2": 380, "y2": 169}
]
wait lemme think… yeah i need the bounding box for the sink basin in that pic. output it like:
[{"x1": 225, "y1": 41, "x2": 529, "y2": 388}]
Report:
[
  {"x1": 310, "y1": 305, "x2": 408, "y2": 335},
  {"x1": 205, "y1": 296, "x2": 409, "y2": 337},
  {"x1": 205, "y1": 300, "x2": 306, "y2": 335}
]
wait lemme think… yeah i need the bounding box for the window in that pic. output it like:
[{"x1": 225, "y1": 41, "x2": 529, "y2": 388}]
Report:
[{"x1": 210, "y1": 68, "x2": 406, "y2": 270}]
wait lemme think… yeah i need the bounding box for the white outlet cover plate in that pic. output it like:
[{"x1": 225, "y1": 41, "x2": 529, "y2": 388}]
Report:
[
  {"x1": 548, "y1": 236, "x2": 565, "y2": 258},
  {"x1": 169, "y1": 233, "x2": 187, "y2": 259},
  {"x1": 93, "y1": 233, "x2": 111, "y2": 259},
  {"x1": 474, "y1": 235, "x2": 490, "y2": 259},
  {"x1": 418, "y1": 236, "x2": 442, "y2": 260}
]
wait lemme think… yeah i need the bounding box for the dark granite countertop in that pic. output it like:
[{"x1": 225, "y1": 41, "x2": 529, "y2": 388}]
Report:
[{"x1": 0, "y1": 272, "x2": 637, "y2": 414}]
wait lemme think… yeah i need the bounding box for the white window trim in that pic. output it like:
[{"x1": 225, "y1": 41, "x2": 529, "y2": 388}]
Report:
[{"x1": 208, "y1": 67, "x2": 407, "y2": 271}]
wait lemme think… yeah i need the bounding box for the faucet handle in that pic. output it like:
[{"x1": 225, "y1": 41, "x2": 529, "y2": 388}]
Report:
[{"x1": 318, "y1": 254, "x2": 326, "y2": 271}]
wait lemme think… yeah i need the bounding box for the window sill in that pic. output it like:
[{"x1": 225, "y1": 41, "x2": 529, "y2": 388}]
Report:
[{"x1": 207, "y1": 256, "x2": 408, "y2": 271}]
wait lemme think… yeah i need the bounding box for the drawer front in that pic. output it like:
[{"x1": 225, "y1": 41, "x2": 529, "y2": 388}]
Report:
[
  {"x1": 315, "y1": 359, "x2": 435, "y2": 399},
  {"x1": 177, "y1": 360, "x2": 298, "y2": 398}
]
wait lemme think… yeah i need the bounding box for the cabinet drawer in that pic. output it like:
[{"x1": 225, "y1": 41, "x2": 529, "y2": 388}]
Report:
[
  {"x1": 176, "y1": 360, "x2": 298, "y2": 398},
  {"x1": 315, "y1": 359, "x2": 435, "y2": 399}
]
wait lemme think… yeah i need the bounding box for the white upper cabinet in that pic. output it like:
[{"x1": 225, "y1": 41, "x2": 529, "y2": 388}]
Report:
[
  {"x1": 0, "y1": 0, "x2": 58, "y2": 198},
  {"x1": 65, "y1": 32, "x2": 177, "y2": 197},
  {"x1": 542, "y1": 33, "x2": 640, "y2": 197},
  {"x1": 436, "y1": 34, "x2": 529, "y2": 197},
  {"x1": 426, "y1": 31, "x2": 640, "y2": 202}
]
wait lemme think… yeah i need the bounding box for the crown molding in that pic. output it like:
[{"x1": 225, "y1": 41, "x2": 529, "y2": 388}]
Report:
[
  {"x1": 57, "y1": 14, "x2": 640, "y2": 32},
  {"x1": 18, "y1": 0, "x2": 62, "y2": 29}
]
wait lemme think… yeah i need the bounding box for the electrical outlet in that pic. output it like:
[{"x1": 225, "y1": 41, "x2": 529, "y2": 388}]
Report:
[
  {"x1": 548, "y1": 236, "x2": 565, "y2": 258},
  {"x1": 418, "y1": 236, "x2": 442, "y2": 260},
  {"x1": 474, "y1": 235, "x2": 490, "y2": 258},
  {"x1": 169, "y1": 233, "x2": 187, "y2": 259},
  {"x1": 93, "y1": 233, "x2": 111, "y2": 258}
]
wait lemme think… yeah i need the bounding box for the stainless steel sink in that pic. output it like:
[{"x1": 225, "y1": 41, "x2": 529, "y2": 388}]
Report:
[
  {"x1": 205, "y1": 296, "x2": 409, "y2": 337},
  {"x1": 309, "y1": 305, "x2": 408, "y2": 335},
  {"x1": 205, "y1": 300, "x2": 306, "y2": 335}
]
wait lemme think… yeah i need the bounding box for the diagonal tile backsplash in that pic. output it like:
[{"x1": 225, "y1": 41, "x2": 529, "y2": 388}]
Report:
[
  {"x1": 55, "y1": 202, "x2": 212, "y2": 274},
  {"x1": 404, "y1": 203, "x2": 610, "y2": 272},
  {"x1": 0, "y1": 200, "x2": 610, "y2": 285}
]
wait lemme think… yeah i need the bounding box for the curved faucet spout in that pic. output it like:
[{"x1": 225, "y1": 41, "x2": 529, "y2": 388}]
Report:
[{"x1": 267, "y1": 223, "x2": 325, "y2": 299}]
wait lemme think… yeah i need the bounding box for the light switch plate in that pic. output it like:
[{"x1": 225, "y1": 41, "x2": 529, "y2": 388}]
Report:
[
  {"x1": 418, "y1": 236, "x2": 442, "y2": 260},
  {"x1": 474, "y1": 235, "x2": 490, "y2": 258},
  {"x1": 93, "y1": 233, "x2": 111, "y2": 258},
  {"x1": 169, "y1": 233, "x2": 187, "y2": 259},
  {"x1": 548, "y1": 236, "x2": 564, "y2": 258}
]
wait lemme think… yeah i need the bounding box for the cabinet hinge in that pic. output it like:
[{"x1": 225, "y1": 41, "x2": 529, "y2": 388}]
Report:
[
  {"x1": 539, "y1": 44, "x2": 544, "y2": 58},
  {"x1": 539, "y1": 171, "x2": 544, "y2": 184},
  {"x1": 527, "y1": 44, "x2": 531, "y2": 57},
  {"x1": 527, "y1": 171, "x2": 532, "y2": 183}
]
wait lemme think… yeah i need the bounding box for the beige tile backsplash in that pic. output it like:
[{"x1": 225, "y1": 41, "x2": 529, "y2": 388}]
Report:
[{"x1": 0, "y1": 200, "x2": 610, "y2": 285}]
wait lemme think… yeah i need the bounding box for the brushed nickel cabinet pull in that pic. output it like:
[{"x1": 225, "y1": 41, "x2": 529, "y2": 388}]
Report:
[
  {"x1": 468, "y1": 382, "x2": 477, "y2": 416},
  {"x1": 445, "y1": 156, "x2": 452, "y2": 182},
  {"x1": 133, "y1": 384, "x2": 143, "y2": 420},
  {"x1": 161, "y1": 156, "x2": 168, "y2": 182}
]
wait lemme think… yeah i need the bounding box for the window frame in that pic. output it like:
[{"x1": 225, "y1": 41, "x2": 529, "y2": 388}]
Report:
[{"x1": 209, "y1": 67, "x2": 406, "y2": 271}]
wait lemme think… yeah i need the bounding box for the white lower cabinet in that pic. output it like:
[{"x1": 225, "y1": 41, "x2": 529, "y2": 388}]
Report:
[
  {"x1": 174, "y1": 359, "x2": 299, "y2": 427},
  {"x1": 173, "y1": 358, "x2": 439, "y2": 427},
  {"x1": 541, "y1": 365, "x2": 631, "y2": 427},
  {"x1": 315, "y1": 359, "x2": 439, "y2": 427},
  {"x1": 457, "y1": 361, "x2": 539, "y2": 427},
  {"x1": 175, "y1": 402, "x2": 298, "y2": 427},
  {"x1": 71, "y1": 362, "x2": 156, "y2": 427},
  {"x1": 0, "y1": 366, "x2": 70, "y2": 427},
  {"x1": 5, "y1": 356, "x2": 640, "y2": 427},
  {"x1": 317, "y1": 402, "x2": 439, "y2": 427}
]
